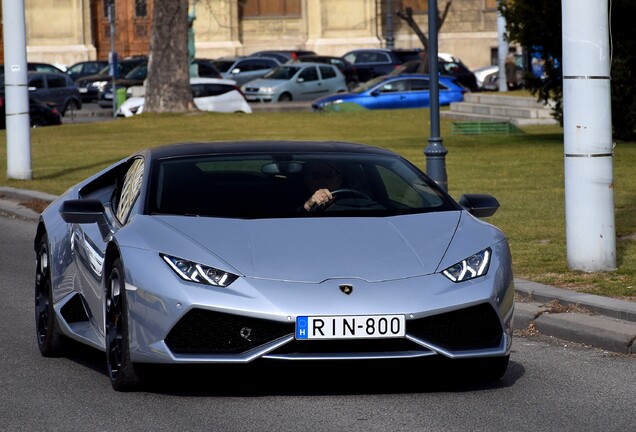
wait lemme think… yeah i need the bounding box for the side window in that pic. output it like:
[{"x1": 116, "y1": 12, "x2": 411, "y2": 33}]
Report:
[
  {"x1": 299, "y1": 66, "x2": 319, "y2": 82},
  {"x1": 29, "y1": 77, "x2": 45, "y2": 89},
  {"x1": 47, "y1": 76, "x2": 68, "y2": 89},
  {"x1": 380, "y1": 80, "x2": 406, "y2": 93},
  {"x1": 319, "y1": 65, "x2": 336, "y2": 80},
  {"x1": 410, "y1": 78, "x2": 429, "y2": 91},
  {"x1": 115, "y1": 158, "x2": 144, "y2": 224}
]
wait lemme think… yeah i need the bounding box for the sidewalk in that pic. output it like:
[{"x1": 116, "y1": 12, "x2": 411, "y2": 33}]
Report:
[{"x1": 1, "y1": 185, "x2": 634, "y2": 355}]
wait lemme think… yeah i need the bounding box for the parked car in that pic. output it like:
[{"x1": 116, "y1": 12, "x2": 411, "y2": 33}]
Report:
[
  {"x1": 342, "y1": 48, "x2": 422, "y2": 83},
  {"x1": 248, "y1": 50, "x2": 317, "y2": 63},
  {"x1": 294, "y1": 54, "x2": 360, "y2": 90},
  {"x1": 1, "y1": 62, "x2": 66, "y2": 75},
  {"x1": 389, "y1": 53, "x2": 479, "y2": 92},
  {"x1": 34, "y1": 140, "x2": 513, "y2": 391},
  {"x1": 75, "y1": 56, "x2": 148, "y2": 102},
  {"x1": 476, "y1": 54, "x2": 525, "y2": 91},
  {"x1": 212, "y1": 56, "x2": 280, "y2": 87},
  {"x1": 0, "y1": 95, "x2": 62, "y2": 129},
  {"x1": 312, "y1": 74, "x2": 466, "y2": 112},
  {"x1": 242, "y1": 62, "x2": 347, "y2": 103},
  {"x1": 65, "y1": 60, "x2": 109, "y2": 81},
  {"x1": 98, "y1": 59, "x2": 222, "y2": 108},
  {"x1": 116, "y1": 77, "x2": 252, "y2": 117},
  {"x1": 19, "y1": 71, "x2": 82, "y2": 116}
]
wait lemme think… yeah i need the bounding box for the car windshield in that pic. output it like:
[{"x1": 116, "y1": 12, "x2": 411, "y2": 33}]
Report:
[
  {"x1": 124, "y1": 64, "x2": 148, "y2": 80},
  {"x1": 352, "y1": 75, "x2": 391, "y2": 93},
  {"x1": 148, "y1": 152, "x2": 455, "y2": 218},
  {"x1": 263, "y1": 66, "x2": 302, "y2": 80},
  {"x1": 212, "y1": 59, "x2": 236, "y2": 73}
]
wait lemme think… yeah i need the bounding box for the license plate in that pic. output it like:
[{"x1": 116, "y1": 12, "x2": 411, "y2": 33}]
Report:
[{"x1": 295, "y1": 314, "x2": 405, "y2": 340}]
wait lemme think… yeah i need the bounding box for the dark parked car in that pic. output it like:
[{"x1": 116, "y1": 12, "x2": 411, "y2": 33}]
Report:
[
  {"x1": 0, "y1": 95, "x2": 62, "y2": 129},
  {"x1": 312, "y1": 74, "x2": 466, "y2": 112},
  {"x1": 212, "y1": 56, "x2": 281, "y2": 87},
  {"x1": 65, "y1": 60, "x2": 109, "y2": 81},
  {"x1": 389, "y1": 54, "x2": 479, "y2": 92},
  {"x1": 342, "y1": 48, "x2": 422, "y2": 83},
  {"x1": 1, "y1": 62, "x2": 66, "y2": 75},
  {"x1": 19, "y1": 71, "x2": 82, "y2": 116},
  {"x1": 295, "y1": 55, "x2": 360, "y2": 90},
  {"x1": 248, "y1": 50, "x2": 317, "y2": 63},
  {"x1": 75, "y1": 56, "x2": 148, "y2": 102},
  {"x1": 97, "y1": 59, "x2": 222, "y2": 108}
]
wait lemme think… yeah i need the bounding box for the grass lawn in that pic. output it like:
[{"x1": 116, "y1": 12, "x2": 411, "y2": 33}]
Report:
[{"x1": 1, "y1": 107, "x2": 634, "y2": 300}]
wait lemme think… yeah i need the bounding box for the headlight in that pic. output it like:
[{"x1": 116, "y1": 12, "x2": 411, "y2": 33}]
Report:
[
  {"x1": 161, "y1": 254, "x2": 238, "y2": 287},
  {"x1": 260, "y1": 86, "x2": 275, "y2": 94},
  {"x1": 442, "y1": 248, "x2": 491, "y2": 282},
  {"x1": 94, "y1": 81, "x2": 108, "y2": 91}
]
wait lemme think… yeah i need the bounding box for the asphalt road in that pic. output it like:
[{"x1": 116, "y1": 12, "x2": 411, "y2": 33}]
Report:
[{"x1": 1, "y1": 212, "x2": 636, "y2": 432}]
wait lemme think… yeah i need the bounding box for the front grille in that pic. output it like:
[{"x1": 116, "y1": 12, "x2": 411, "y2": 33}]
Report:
[
  {"x1": 165, "y1": 309, "x2": 293, "y2": 355},
  {"x1": 407, "y1": 303, "x2": 503, "y2": 350}
]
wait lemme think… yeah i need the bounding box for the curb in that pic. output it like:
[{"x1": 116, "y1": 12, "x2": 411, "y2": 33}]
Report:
[{"x1": 1, "y1": 186, "x2": 634, "y2": 355}]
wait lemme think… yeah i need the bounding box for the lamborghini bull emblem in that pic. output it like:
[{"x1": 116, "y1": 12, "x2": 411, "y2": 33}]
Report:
[{"x1": 339, "y1": 284, "x2": 353, "y2": 295}]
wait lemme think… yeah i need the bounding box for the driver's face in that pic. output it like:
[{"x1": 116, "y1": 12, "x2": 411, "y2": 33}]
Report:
[{"x1": 305, "y1": 164, "x2": 341, "y2": 191}]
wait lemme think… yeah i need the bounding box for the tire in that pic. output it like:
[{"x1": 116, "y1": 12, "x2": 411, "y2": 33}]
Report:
[
  {"x1": 30, "y1": 116, "x2": 47, "y2": 128},
  {"x1": 35, "y1": 234, "x2": 63, "y2": 357},
  {"x1": 63, "y1": 99, "x2": 81, "y2": 117},
  {"x1": 278, "y1": 92, "x2": 292, "y2": 102},
  {"x1": 106, "y1": 258, "x2": 145, "y2": 391}
]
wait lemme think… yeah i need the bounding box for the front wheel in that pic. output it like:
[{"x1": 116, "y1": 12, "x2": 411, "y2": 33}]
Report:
[
  {"x1": 278, "y1": 92, "x2": 292, "y2": 102},
  {"x1": 106, "y1": 258, "x2": 145, "y2": 391},
  {"x1": 35, "y1": 234, "x2": 63, "y2": 357}
]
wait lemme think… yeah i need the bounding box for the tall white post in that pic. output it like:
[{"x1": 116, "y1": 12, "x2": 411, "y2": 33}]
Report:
[
  {"x1": 496, "y1": 4, "x2": 508, "y2": 92},
  {"x1": 562, "y1": 0, "x2": 616, "y2": 271},
  {"x1": 2, "y1": 0, "x2": 32, "y2": 179}
]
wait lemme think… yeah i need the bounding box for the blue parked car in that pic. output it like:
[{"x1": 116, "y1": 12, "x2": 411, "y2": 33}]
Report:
[{"x1": 312, "y1": 74, "x2": 466, "y2": 112}]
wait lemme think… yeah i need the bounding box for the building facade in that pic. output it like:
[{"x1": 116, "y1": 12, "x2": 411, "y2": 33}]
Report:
[{"x1": 2, "y1": 0, "x2": 511, "y2": 70}]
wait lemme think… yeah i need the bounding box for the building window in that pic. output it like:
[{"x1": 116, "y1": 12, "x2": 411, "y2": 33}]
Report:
[
  {"x1": 402, "y1": 0, "x2": 428, "y2": 13},
  {"x1": 135, "y1": 0, "x2": 147, "y2": 17},
  {"x1": 240, "y1": 0, "x2": 301, "y2": 17}
]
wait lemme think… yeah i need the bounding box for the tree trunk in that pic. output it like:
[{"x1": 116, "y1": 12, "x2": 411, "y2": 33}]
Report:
[
  {"x1": 395, "y1": 2, "x2": 452, "y2": 51},
  {"x1": 145, "y1": 0, "x2": 194, "y2": 113}
]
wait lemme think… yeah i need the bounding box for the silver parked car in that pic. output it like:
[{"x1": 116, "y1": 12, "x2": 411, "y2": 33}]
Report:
[
  {"x1": 35, "y1": 140, "x2": 514, "y2": 391},
  {"x1": 241, "y1": 62, "x2": 348, "y2": 102},
  {"x1": 212, "y1": 56, "x2": 280, "y2": 87}
]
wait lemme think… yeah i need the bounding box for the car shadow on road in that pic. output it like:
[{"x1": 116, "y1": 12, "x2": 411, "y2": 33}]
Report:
[{"x1": 57, "y1": 337, "x2": 524, "y2": 395}]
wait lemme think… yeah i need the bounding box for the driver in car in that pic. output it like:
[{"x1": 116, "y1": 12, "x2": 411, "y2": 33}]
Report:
[{"x1": 302, "y1": 160, "x2": 342, "y2": 211}]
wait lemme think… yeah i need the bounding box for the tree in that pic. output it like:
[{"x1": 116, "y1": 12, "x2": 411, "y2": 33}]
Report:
[
  {"x1": 144, "y1": 0, "x2": 195, "y2": 114},
  {"x1": 395, "y1": 2, "x2": 452, "y2": 51},
  {"x1": 499, "y1": 0, "x2": 636, "y2": 140}
]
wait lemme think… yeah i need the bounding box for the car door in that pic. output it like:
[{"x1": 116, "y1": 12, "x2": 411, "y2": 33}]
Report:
[
  {"x1": 45, "y1": 74, "x2": 75, "y2": 110},
  {"x1": 294, "y1": 65, "x2": 323, "y2": 100},
  {"x1": 362, "y1": 77, "x2": 429, "y2": 110}
]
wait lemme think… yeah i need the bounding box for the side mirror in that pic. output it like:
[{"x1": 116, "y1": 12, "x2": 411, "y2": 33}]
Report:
[
  {"x1": 458, "y1": 194, "x2": 500, "y2": 218},
  {"x1": 59, "y1": 199, "x2": 111, "y2": 239}
]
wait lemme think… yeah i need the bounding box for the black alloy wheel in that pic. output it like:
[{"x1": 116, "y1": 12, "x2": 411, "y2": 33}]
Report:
[
  {"x1": 35, "y1": 234, "x2": 62, "y2": 356},
  {"x1": 106, "y1": 258, "x2": 144, "y2": 391}
]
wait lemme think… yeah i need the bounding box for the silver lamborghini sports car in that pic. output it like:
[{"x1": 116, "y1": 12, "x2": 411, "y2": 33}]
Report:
[{"x1": 34, "y1": 141, "x2": 514, "y2": 391}]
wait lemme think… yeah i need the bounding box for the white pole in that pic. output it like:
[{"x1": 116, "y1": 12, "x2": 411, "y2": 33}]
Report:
[
  {"x1": 2, "y1": 0, "x2": 32, "y2": 180},
  {"x1": 562, "y1": 0, "x2": 616, "y2": 271},
  {"x1": 496, "y1": 3, "x2": 508, "y2": 92}
]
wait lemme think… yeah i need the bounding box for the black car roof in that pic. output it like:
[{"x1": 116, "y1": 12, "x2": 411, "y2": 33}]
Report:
[{"x1": 143, "y1": 140, "x2": 397, "y2": 161}]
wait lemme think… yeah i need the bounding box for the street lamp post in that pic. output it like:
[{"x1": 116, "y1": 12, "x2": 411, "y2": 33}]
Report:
[{"x1": 423, "y1": 0, "x2": 448, "y2": 191}]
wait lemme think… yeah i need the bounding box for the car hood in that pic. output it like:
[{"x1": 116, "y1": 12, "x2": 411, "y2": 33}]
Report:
[
  {"x1": 142, "y1": 212, "x2": 469, "y2": 283},
  {"x1": 243, "y1": 78, "x2": 289, "y2": 89}
]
